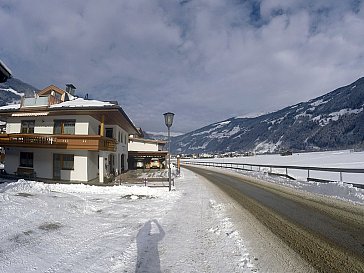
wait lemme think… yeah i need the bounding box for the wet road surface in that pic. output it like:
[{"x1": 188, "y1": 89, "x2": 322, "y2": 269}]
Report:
[{"x1": 184, "y1": 165, "x2": 364, "y2": 273}]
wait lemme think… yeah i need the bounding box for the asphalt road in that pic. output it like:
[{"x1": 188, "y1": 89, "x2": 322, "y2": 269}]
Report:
[{"x1": 184, "y1": 165, "x2": 364, "y2": 273}]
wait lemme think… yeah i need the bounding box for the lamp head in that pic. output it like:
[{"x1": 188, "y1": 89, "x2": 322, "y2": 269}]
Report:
[{"x1": 163, "y1": 112, "x2": 175, "y2": 128}]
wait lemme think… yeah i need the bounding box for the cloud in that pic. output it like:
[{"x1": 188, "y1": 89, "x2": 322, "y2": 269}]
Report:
[{"x1": 1, "y1": 0, "x2": 364, "y2": 133}]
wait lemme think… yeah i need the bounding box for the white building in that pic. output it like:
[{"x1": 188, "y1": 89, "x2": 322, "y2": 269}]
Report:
[
  {"x1": 128, "y1": 136, "x2": 167, "y2": 169},
  {"x1": 0, "y1": 84, "x2": 138, "y2": 183}
]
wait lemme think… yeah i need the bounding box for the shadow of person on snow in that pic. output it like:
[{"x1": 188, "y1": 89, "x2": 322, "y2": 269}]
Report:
[{"x1": 135, "y1": 219, "x2": 165, "y2": 273}]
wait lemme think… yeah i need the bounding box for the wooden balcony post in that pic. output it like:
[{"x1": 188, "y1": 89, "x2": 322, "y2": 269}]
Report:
[{"x1": 100, "y1": 115, "x2": 105, "y2": 137}]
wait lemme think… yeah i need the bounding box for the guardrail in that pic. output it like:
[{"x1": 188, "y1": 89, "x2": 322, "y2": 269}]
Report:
[{"x1": 183, "y1": 161, "x2": 364, "y2": 189}]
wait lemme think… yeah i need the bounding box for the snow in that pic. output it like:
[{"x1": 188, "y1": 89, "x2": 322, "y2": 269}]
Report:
[
  {"x1": 147, "y1": 131, "x2": 184, "y2": 137},
  {"x1": 269, "y1": 116, "x2": 284, "y2": 125},
  {"x1": 186, "y1": 149, "x2": 364, "y2": 188},
  {"x1": 313, "y1": 107, "x2": 364, "y2": 126},
  {"x1": 217, "y1": 166, "x2": 364, "y2": 205},
  {"x1": 189, "y1": 141, "x2": 209, "y2": 150},
  {"x1": 0, "y1": 171, "x2": 270, "y2": 273},
  {"x1": 327, "y1": 108, "x2": 364, "y2": 121},
  {"x1": 217, "y1": 120, "x2": 231, "y2": 126},
  {"x1": 0, "y1": 103, "x2": 21, "y2": 110},
  {"x1": 2, "y1": 150, "x2": 360, "y2": 272},
  {"x1": 191, "y1": 127, "x2": 216, "y2": 137},
  {"x1": 0, "y1": 87, "x2": 24, "y2": 97},
  {"x1": 50, "y1": 98, "x2": 114, "y2": 108},
  {"x1": 235, "y1": 112, "x2": 265, "y2": 119},
  {"x1": 310, "y1": 99, "x2": 327, "y2": 107},
  {"x1": 294, "y1": 112, "x2": 312, "y2": 120},
  {"x1": 254, "y1": 137, "x2": 282, "y2": 153},
  {"x1": 192, "y1": 126, "x2": 220, "y2": 137}
]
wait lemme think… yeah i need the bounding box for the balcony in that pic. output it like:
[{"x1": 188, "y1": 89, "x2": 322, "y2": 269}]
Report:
[
  {"x1": 21, "y1": 94, "x2": 62, "y2": 108},
  {"x1": 0, "y1": 134, "x2": 116, "y2": 152}
]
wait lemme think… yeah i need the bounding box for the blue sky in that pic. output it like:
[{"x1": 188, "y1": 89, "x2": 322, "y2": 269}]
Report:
[{"x1": 1, "y1": 0, "x2": 364, "y2": 133}]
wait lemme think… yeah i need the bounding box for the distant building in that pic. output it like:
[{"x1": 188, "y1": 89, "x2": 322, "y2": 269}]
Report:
[
  {"x1": 0, "y1": 84, "x2": 138, "y2": 183},
  {"x1": 0, "y1": 59, "x2": 12, "y2": 83},
  {"x1": 128, "y1": 136, "x2": 167, "y2": 169}
]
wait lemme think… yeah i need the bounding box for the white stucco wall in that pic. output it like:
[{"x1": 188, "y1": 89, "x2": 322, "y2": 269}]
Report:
[
  {"x1": 129, "y1": 141, "x2": 159, "y2": 152},
  {"x1": 4, "y1": 148, "x2": 97, "y2": 182},
  {"x1": 3, "y1": 149, "x2": 19, "y2": 174},
  {"x1": 88, "y1": 116, "x2": 100, "y2": 135},
  {"x1": 5, "y1": 115, "x2": 100, "y2": 135},
  {"x1": 118, "y1": 129, "x2": 128, "y2": 172},
  {"x1": 35, "y1": 119, "x2": 53, "y2": 134},
  {"x1": 61, "y1": 152, "x2": 88, "y2": 181},
  {"x1": 35, "y1": 149, "x2": 53, "y2": 178},
  {"x1": 87, "y1": 151, "x2": 99, "y2": 181},
  {"x1": 6, "y1": 120, "x2": 21, "y2": 134}
]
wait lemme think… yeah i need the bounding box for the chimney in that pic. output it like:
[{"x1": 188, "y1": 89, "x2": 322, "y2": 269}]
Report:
[{"x1": 66, "y1": 84, "x2": 76, "y2": 96}]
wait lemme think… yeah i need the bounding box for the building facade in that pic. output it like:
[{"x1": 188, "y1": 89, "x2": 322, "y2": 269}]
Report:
[
  {"x1": 128, "y1": 137, "x2": 167, "y2": 169},
  {"x1": 0, "y1": 85, "x2": 138, "y2": 183}
]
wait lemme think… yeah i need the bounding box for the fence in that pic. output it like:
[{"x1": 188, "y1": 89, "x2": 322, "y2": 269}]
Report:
[
  {"x1": 115, "y1": 177, "x2": 174, "y2": 188},
  {"x1": 183, "y1": 161, "x2": 364, "y2": 189}
]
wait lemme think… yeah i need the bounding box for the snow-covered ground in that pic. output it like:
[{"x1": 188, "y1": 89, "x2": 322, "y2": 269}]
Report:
[
  {"x1": 0, "y1": 168, "x2": 319, "y2": 273},
  {"x1": 185, "y1": 149, "x2": 364, "y2": 185}
]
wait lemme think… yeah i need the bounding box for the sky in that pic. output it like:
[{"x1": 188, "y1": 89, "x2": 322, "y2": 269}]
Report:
[{"x1": 1, "y1": 0, "x2": 364, "y2": 134}]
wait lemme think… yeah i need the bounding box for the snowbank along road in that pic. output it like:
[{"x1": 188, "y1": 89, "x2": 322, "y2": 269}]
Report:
[{"x1": 183, "y1": 165, "x2": 364, "y2": 273}]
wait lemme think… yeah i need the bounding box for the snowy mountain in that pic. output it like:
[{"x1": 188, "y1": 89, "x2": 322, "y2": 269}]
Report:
[
  {"x1": 172, "y1": 77, "x2": 364, "y2": 154},
  {"x1": 0, "y1": 78, "x2": 38, "y2": 106}
]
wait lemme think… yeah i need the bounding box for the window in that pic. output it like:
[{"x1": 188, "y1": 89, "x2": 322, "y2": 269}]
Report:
[
  {"x1": 54, "y1": 120, "x2": 75, "y2": 134},
  {"x1": 105, "y1": 128, "x2": 113, "y2": 138},
  {"x1": 20, "y1": 152, "x2": 33, "y2": 167},
  {"x1": 62, "y1": 154, "x2": 74, "y2": 170},
  {"x1": 21, "y1": 120, "x2": 35, "y2": 134}
]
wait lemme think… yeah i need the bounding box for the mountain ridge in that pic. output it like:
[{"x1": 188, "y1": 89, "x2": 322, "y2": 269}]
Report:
[
  {"x1": 171, "y1": 77, "x2": 364, "y2": 154},
  {"x1": 0, "y1": 78, "x2": 38, "y2": 106}
]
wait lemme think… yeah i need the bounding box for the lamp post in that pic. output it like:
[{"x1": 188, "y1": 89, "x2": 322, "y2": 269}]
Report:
[{"x1": 163, "y1": 112, "x2": 174, "y2": 191}]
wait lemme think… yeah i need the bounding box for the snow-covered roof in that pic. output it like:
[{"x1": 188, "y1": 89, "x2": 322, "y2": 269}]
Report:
[
  {"x1": 12, "y1": 112, "x2": 49, "y2": 117},
  {"x1": 50, "y1": 98, "x2": 114, "y2": 108},
  {"x1": 0, "y1": 104, "x2": 21, "y2": 110},
  {"x1": 129, "y1": 137, "x2": 167, "y2": 145}
]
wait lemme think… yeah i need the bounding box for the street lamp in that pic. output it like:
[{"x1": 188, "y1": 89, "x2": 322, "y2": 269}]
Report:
[{"x1": 163, "y1": 112, "x2": 174, "y2": 191}]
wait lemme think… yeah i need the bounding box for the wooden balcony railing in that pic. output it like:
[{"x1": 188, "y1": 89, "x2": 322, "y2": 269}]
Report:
[{"x1": 0, "y1": 134, "x2": 117, "y2": 151}]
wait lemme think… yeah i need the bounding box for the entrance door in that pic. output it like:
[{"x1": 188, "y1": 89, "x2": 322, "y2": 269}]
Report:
[{"x1": 53, "y1": 154, "x2": 61, "y2": 180}]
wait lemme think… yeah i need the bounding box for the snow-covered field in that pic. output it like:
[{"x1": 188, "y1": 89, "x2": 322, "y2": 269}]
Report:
[{"x1": 185, "y1": 150, "x2": 364, "y2": 185}]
